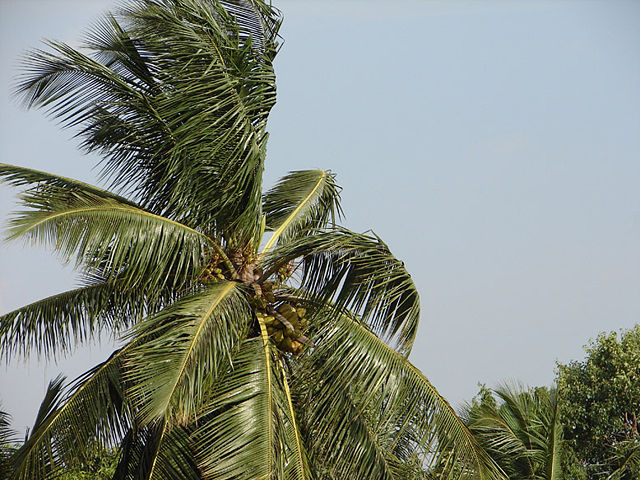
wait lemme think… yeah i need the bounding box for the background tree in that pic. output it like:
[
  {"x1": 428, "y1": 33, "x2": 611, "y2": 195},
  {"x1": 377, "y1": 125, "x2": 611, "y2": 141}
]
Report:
[
  {"x1": 0, "y1": 1, "x2": 502, "y2": 479},
  {"x1": 0, "y1": 403, "x2": 18, "y2": 480},
  {"x1": 557, "y1": 325, "x2": 640, "y2": 480},
  {"x1": 462, "y1": 384, "x2": 563, "y2": 480}
]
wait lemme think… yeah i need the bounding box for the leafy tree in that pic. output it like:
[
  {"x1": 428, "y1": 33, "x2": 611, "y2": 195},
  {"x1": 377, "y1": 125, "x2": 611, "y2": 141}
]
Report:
[
  {"x1": 462, "y1": 384, "x2": 563, "y2": 480},
  {"x1": 0, "y1": 1, "x2": 502, "y2": 479},
  {"x1": 557, "y1": 325, "x2": 640, "y2": 479}
]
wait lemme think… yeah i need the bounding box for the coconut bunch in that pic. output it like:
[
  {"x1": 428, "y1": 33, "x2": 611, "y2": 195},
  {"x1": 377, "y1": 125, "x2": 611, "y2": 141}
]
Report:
[
  {"x1": 256, "y1": 304, "x2": 309, "y2": 355},
  {"x1": 248, "y1": 279, "x2": 308, "y2": 355},
  {"x1": 200, "y1": 264, "x2": 226, "y2": 282},
  {"x1": 200, "y1": 251, "x2": 230, "y2": 282}
]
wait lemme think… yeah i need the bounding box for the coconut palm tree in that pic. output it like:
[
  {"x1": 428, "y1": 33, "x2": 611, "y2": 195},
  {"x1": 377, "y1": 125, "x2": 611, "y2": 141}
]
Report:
[
  {"x1": 0, "y1": 1, "x2": 502, "y2": 479},
  {"x1": 463, "y1": 385, "x2": 563, "y2": 480}
]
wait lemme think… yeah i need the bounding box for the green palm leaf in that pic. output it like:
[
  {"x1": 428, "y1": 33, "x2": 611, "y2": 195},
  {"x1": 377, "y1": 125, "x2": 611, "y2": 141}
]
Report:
[
  {"x1": 125, "y1": 281, "x2": 251, "y2": 424},
  {"x1": 7, "y1": 191, "x2": 211, "y2": 290},
  {"x1": 266, "y1": 228, "x2": 419, "y2": 353},
  {"x1": 0, "y1": 163, "x2": 137, "y2": 206},
  {"x1": 0, "y1": 402, "x2": 17, "y2": 477},
  {"x1": 112, "y1": 419, "x2": 202, "y2": 480},
  {"x1": 276, "y1": 359, "x2": 312, "y2": 480},
  {"x1": 11, "y1": 352, "x2": 129, "y2": 480},
  {"x1": 261, "y1": 170, "x2": 343, "y2": 254},
  {"x1": 193, "y1": 325, "x2": 284, "y2": 480},
  {"x1": 16, "y1": 0, "x2": 281, "y2": 237},
  {"x1": 295, "y1": 375, "x2": 397, "y2": 480},
  {"x1": 464, "y1": 385, "x2": 563, "y2": 480},
  {"x1": 0, "y1": 278, "x2": 159, "y2": 360},
  {"x1": 297, "y1": 308, "x2": 502, "y2": 480}
]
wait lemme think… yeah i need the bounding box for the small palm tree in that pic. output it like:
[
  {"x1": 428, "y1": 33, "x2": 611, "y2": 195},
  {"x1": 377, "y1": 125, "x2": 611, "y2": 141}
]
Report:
[
  {"x1": 608, "y1": 440, "x2": 640, "y2": 480},
  {"x1": 0, "y1": 402, "x2": 18, "y2": 478},
  {"x1": 463, "y1": 385, "x2": 563, "y2": 480},
  {"x1": 0, "y1": 1, "x2": 502, "y2": 479}
]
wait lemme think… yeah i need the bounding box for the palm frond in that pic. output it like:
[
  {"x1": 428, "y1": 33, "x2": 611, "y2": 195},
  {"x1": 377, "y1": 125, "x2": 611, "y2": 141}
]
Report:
[
  {"x1": 16, "y1": 0, "x2": 282, "y2": 238},
  {"x1": 125, "y1": 281, "x2": 251, "y2": 424},
  {"x1": 0, "y1": 402, "x2": 17, "y2": 476},
  {"x1": 11, "y1": 351, "x2": 129, "y2": 480},
  {"x1": 276, "y1": 359, "x2": 312, "y2": 480},
  {"x1": 266, "y1": 228, "x2": 419, "y2": 354},
  {"x1": 608, "y1": 440, "x2": 640, "y2": 480},
  {"x1": 261, "y1": 170, "x2": 343, "y2": 254},
  {"x1": 295, "y1": 307, "x2": 503, "y2": 480},
  {"x1": 7, "y1": 190, "x2": 211, "y2": 290},
  {"x1": 295, "y1": 374, "x2": 397, "y2": 480},
  {"x1": 193, "y1": 328, "x2": 285, "y2": 480},
  {"x1": 0, "y1": 163, "x2": 137, "y2": 206},
  {"x1": 541, "y1": 389, "x2": 562, "y2": 480},
  {"x1": 0, "y1": 403, "x2": 16, "y2": 448},
  {"x1": 0, "y1": 277, "x2": 164, "y2": 361}
]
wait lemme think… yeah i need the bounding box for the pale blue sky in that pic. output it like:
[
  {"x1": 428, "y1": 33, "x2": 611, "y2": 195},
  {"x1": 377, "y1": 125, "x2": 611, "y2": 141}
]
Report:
[{"x1": 1, "y1": 0, "x2": 639, "y2": 433}]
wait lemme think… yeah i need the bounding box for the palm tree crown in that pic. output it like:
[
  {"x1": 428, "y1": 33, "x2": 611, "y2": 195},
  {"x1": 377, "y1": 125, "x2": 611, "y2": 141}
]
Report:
[
  {"x1": 463, "y1": 385, "x2": 562, "y2": 480},
  {"x1": 1, "y1": 1, "x2": 502, "y2": 479}
]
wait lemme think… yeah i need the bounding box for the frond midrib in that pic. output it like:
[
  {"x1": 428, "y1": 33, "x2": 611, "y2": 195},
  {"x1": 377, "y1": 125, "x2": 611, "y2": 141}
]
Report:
[
  {"x1": 159, "y1": 282, "x2": 237, "y2": 417},
  {"x1": 19, "y1": 345, "x2": 130, "y2": 459},
  {"x1": 11, "y1": 204, "x2": 210, "y2": 243},
  {"x1": 278, "y1": 359, "x2": 307, "y2": 480},
  {"x1": 260, "y1": 170, "x2": 326, "y2": 257}
]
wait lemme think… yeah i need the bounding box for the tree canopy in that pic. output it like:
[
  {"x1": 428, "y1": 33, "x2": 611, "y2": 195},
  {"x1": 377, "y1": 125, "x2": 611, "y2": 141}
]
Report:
[{"x1": 557, "y1": 325, "x2": 640, "y2": 480}]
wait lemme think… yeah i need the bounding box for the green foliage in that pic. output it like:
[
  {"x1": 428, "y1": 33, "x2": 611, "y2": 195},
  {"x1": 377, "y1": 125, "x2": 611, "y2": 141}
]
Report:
[
  {"x1": 557, "y1": 325, "x2": 640, "y2": 479},
  {"x1": 0, "y1": 1, "x2": 505, "y2": 479},
  {"x1": 463, "y1": 384, "x2": 563, "y2": 480},
  {"x1": 0, "y1": 404, "x2": 18, "y2": 480},
  {"x1": 56, "y1": 444, "x2": 118, "y2": 480}
]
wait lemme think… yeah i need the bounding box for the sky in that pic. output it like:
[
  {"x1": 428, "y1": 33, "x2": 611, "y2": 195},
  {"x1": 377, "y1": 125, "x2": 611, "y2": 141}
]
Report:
[{"x1": 1, "y1": 0, "x2": 639, "y2": 434}]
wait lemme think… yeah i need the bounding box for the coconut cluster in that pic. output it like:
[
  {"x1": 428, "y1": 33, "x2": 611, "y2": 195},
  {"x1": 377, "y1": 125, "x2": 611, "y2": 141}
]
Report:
[
  {"x1": 201, "y1": 251, "x2": 229, "y2": 282},
  {"x1": 256, "y1": 304, "x2": 309, "y2": 355},
  {"x1": 250, "y1": 278, "x2": 309, "y2": 354},
  {"x1": 200, "y1": 252, "x2": 309, "y2": 355}
]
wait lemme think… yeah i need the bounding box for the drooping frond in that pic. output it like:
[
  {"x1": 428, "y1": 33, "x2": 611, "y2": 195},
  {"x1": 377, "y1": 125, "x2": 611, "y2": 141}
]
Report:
[
  {"x1": 15, "y1": 0, "x2": 282, "y2": 238},
  {"x1": 0, "y1": 403, "x2": 15, "y2": 448},
  {"x1": 6, "y1": 189, "x2": 211, "y2": 290},
  {"x1": 125, "y1": 281, "x2": 251, "y2": 424},
  {"x1": 295, "y1": 308, "x2": 503, "y2": 480},
  {"x1": 541, "y1": 389, "x2": 562, "y2": 480},
  {"x1": 11, "y1": 352, "x2": 129, "y2": 480},
  {"x1": 193, "y1": 329, "x2": 285, "y2": 480},
  {"x1": 261, "y1": 170, "x2": 343, "y2": 254},
  {"x1": 0, "y1": 277, "x2": 162, "y2": 361},
  {"x1": 0, "y1": 163, "x2": 137, "y2": 206},
  {"x1": 293, "y1": 367, "x2": 397, "y2": 480},
  {"x1": 266, "y1": 228, "x2": 419, "y2": 353}
]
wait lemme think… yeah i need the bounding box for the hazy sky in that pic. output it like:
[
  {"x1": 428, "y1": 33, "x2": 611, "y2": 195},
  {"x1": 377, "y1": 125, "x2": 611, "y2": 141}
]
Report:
[{"x1": 1, "y1": 0, "x2": 639, "y2": 434}]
